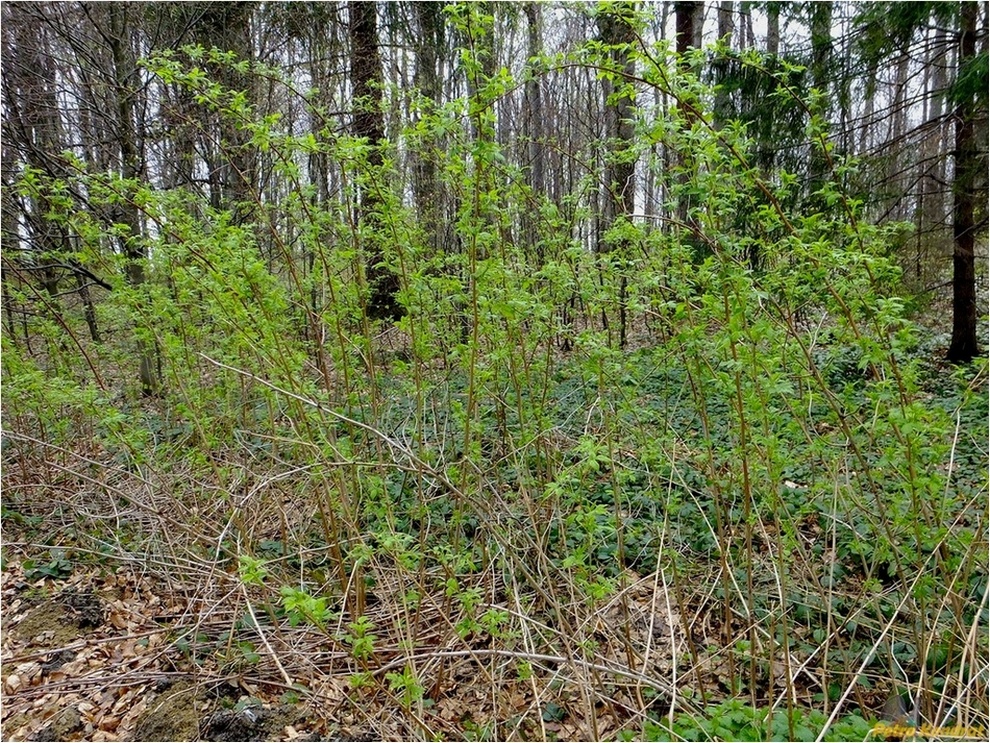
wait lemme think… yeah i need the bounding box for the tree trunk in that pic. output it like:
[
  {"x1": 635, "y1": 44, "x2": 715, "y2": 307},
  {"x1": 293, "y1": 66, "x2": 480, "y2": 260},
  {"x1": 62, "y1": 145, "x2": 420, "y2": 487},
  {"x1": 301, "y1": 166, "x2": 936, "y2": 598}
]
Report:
[
  {"x1": 598, "y1": 3, "x2": 637, "y2": 252},
  {"x1": 3, "y1": 4, "x2": 66, "y2": 302},
  {"x1": 1, "y1": 140, "x2": 22, "y2": 345},
  {"x1": 350, "y1": 1, "x2": 400, "y2": 321},
  {"x1": 947, "y1": 1, "x2": 981, "y2": 363},
  {"x1": 740, "y1": 0, "x2": 755, "y2": 48},
  {"x1": 108, "y1": 4, "x2": 158, "y2": 395},
  {"x1": 717, "y1": 1, "x2": 733, "y2": 44},
  {"x1": 810, "y1": 1, "x2": 832, "y2": 92},
  {"x1": 194, "y1": 3, "x2": 257, "y2": 222},
  {"x1": 766, "y1": 2, "x2": 780, "y2": 56},
  {"x1": 888, "y1": 50, "x2": 910, "y2": 218},
  {"x1": 523, "y1": 2, "x2": 546, "y2": 260},
  {"x1": 597, "y1": 3, "x2": 638, "y2": 347},
  {"x1": 77, "y1": 270, "x2": 101, "y2": 344},
  {"x1": 924, "y1": 25, "x2": 951, "y2": 281},
  {"x1": 809, "y1": 0, "x2": 832, "y2": 194},
  {"x1": 675, "y1": 1, "x2": 704, "y2": 64},
  {"x1": 714, "y1": 1, "x2": 735, "y2": 125},
  {"x1": 412, "y1": 1, "x2": 445, "y2": 256},
  {"x1": 674, "y1": 1, "x2": 703, "y2": 229}
]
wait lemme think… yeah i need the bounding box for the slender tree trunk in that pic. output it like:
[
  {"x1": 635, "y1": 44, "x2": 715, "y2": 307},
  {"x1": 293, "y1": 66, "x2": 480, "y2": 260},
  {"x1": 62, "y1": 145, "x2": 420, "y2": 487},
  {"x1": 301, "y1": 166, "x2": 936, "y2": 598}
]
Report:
[
  {"x1": 1, "y1": 140, "x2": 21, "y2": 345},
  {"x1": 714, "y1": 1, "x2": 735, "y2": 125},
  {"x1": 889, "y1": 50, "x2": 910, "y2": 218},
  {"x1": 3, "y1": 4, "x2": 67, "y2": 304},
  {"x1": 675, "y1": 1, "x2": 704, "y2": 65},
  {"x1": 717, "y1": 1, "x2": 733, "y2": 44},
  {"x1": 523, "y1": 2, "x2": 546, "y2": 260},
  {"x1": 77, "y1": 271, "x2": 101, "y2": 344},
  {"x1": 810, "y1": 1, "x2": 832, "y2": 92},
  {"x1": 350, "y1": 1, "x2": 400, "y2": 321},
  {"x1": 809, "y1": 0, "x2": 832, "y2": 194},
  {"x1": 674, "y1": 1, "x2": 703, "y2": 228},
  {"x1": 598, "y1": 3, "x2": 637, "y2": 252},
  {"x1": 947, "y1": 1, "x2": 981, "y2": 363},
  {"x1": 462, "y1": 1, "x2": 497, "y2": 144},
  {"x1": 108, "y1": 4, "x2": 157, "y2": 395},
  {"x1": 412, "y1": 1, "x2": 445, "y2": 256},
  {"x1": 740, "y1": 0, "x2": 755, "y2": 48},
  {"x1": 228, "y1": 6, "x2": 257, "y2": 224},
  {"x1": 915, "y1": 29, "x2": 934, "y2": 283},
  {"x1": 926, "y1": 26, "x2": 950, "y2": 254},
  {"x1": 859, "y1": 67, "x2": 877, "y2": 155},
  {"x1": 766, "y1": 2, "x2": 780, "y2": 56},
  {"x1": 598, "y1": 2, "x2": 637, "y2": 347}
]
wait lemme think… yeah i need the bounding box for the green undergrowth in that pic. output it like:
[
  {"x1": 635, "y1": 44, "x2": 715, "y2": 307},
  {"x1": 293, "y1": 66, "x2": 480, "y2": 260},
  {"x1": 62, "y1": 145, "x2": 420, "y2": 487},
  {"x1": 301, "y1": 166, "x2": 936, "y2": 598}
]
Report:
[
  {"x1": 619, "y1": 699, "x2": 875, "y2": 742},
  {"x1": 3, "y1": 15, "x2": 987, "y2": 740}
]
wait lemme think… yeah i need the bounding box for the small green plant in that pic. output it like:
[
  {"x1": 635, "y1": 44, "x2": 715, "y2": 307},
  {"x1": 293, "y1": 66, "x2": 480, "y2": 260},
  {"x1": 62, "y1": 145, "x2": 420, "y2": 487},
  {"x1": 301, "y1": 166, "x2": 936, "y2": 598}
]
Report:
[
  {"x1": 449, "y1": 583, "x2": 485, "y2": 638},
  {"x1": 463, "y1": 718, "x2": 496, "y2": 741},
  {"x1": 542, "y1": 702, "x2": 567, "y2": 722},
  {"x1": 279, "y1": 689, "x2": 301, "y2": 705},
  {"x1": 479, "y1": 607, "x2": 510, "y2": 637},
  {"x1": 23, "y1": 549, "x2": 73, "y2": 581},
  {"x1": 343, "y1": 615, "x2": 377, "y2": 661},
  {"x1": 349, "y1": 671, "x2": 373, "y2": 690},
  {"x1": 1, "y1": 506, "x2": 42, "y2": 530},
  {"x1": 279, "y1": 586, "x2": 333, "y2": 629},
  {"x1": 237, "y1": 554, "x2": 268, "y2": 585},
  {"x1": 236, "y1": 640, "x2": 261, "y2": 665},
  {"x1": 618, "y1": 700, "x2": 875, "y2": 742},
  {"x1": 386, "y1": 666, "x2": 424, "y2": 709}
]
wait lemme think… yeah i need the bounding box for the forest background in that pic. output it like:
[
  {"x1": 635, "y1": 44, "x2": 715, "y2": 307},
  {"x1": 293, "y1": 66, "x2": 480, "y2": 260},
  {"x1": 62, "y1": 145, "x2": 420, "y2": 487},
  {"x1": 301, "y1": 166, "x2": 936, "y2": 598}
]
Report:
[{"x1": 1, "y1": 2, "x2": 988, "y2": 741}]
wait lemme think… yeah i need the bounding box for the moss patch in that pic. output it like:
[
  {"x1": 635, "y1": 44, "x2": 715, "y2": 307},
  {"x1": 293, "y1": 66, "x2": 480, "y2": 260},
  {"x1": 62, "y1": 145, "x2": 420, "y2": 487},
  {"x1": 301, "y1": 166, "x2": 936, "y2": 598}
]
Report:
[
  {"x1": 14, "y1": 590, "x2": 104, "y2": 646},
  {"x1": 28, "y1": 706, "x2": 83, "y2": 742},
  {"x1": 132, "y1": 684, "x2": 202, "y2": 741}
]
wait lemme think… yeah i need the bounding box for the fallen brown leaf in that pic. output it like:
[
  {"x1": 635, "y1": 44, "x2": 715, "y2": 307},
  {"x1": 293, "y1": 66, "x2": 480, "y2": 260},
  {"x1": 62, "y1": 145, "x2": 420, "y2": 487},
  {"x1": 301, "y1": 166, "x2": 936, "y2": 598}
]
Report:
[{"x1": 5, "y1": 673, "x2": 22, "y2": 693}]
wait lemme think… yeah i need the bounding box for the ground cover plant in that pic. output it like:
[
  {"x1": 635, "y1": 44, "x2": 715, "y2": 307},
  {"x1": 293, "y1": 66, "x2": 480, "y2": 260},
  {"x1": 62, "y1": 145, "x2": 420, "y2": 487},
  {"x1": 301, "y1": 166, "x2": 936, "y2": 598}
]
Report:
[{"x1": 2, "y1": 3, "x2": 987, "y2": 741}]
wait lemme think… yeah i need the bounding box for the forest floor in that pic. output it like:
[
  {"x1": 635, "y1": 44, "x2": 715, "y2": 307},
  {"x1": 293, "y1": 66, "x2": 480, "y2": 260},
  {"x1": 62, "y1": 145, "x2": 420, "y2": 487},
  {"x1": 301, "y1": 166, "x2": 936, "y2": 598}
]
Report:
[
  {"x1": 1, "y1": 560, "x2": 322, "y2": 742},
  {"x1": 1, "y1": 320, "x2": 987, "y2": 742},
  {"x1": 1, "y1": 542, "x2": 692, "y2": 742}
]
